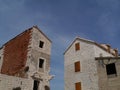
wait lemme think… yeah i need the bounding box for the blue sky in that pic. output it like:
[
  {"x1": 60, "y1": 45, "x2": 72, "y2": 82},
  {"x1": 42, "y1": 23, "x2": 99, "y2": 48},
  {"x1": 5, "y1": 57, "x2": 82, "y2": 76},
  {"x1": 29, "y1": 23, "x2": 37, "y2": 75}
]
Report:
[{"x1": 0, "y1": 0, "x2": 120, "y2": 90}]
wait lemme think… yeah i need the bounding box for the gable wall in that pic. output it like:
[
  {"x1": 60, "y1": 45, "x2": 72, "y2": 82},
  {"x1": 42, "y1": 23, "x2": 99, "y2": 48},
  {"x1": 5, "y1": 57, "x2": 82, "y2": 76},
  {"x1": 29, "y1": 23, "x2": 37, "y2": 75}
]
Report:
[{"x1": 64, "y1": 39, "x2": 99, "y2": 90}]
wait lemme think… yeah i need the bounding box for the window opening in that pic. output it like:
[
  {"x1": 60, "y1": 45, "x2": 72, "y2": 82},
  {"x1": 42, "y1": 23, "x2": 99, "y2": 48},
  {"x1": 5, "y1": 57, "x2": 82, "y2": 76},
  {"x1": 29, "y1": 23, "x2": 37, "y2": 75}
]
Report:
[
  {"x1": 106, "y1": 63, "x2": 117, "y2": 75},
  {"x1": 75, "y1": 61, "x2": 80, "y2": 72},
  {"x1": 33, "y1": 80, "x2": 39, "y2": 90},
  {"x1": 75, "y1": 82, "x2": 81, "y2": 90},
  {"x1": 39, "y1": 41, "x2": 44, "y2": 48},
  {"x1": 75, "y1": 43, "x2": 80, "y2": 51},
  {"x1": 39, "y1": 59, "x2": 44, "y2": 68}
]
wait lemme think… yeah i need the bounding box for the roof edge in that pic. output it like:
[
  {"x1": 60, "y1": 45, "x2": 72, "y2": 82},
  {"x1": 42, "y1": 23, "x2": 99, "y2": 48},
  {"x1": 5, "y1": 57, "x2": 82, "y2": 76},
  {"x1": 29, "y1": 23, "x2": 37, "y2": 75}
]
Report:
[
  {"x1": 63, "y1": 37, "x2": 95, "y2": 54},
  {"x1": 0, "y1": 25, "x2": 52, "y2": 48},
  {"x1": 1, "y1": 27, "x2": 33, "y2": 47},
  {"x1": 33, "y1": 26, "x2": 52, "y2": 43},
  {"x1": 64, "y1": 37, "x2": 116, "y2": 56}
]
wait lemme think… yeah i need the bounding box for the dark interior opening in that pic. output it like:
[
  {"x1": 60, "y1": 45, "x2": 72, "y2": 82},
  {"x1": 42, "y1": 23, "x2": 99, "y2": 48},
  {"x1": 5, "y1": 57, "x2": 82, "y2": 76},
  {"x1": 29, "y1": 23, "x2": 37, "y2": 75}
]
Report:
[
  {"x1": 39, "y1": 41, "x2": 44, "y2": 48},
  {"x1": 39, "y1": 59, "x2": 44, "y2": 68},
  {"x1": 13, "y1": 87, "x2": 21, "y2": 90},
  {"x1": 106, "y1": 63, "x2": 117, "y2": 75},
  {"x1": 45, "y1": 86, "x2": 50, "y2": 90},
  {"x1": 24, "y1": 66, "x2": 29, "y2": 72},
  {"x1": 33, "y1": 80, "x2": 39, "y2": 90}
]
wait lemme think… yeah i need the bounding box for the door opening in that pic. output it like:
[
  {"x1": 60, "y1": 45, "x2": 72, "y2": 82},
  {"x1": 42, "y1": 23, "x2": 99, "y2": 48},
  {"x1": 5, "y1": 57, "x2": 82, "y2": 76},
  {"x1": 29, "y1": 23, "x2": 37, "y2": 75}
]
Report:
[{"x1": 33, "y1": 80, "x2": 39, "y2": 90}]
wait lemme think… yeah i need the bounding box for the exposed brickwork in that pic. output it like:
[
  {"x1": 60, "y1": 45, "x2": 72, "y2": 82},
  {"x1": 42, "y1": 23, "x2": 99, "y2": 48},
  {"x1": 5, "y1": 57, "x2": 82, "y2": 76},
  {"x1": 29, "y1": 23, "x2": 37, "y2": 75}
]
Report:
[
  {"x1": 1, "y1": 30, "x2": 31, "y2": 77},
  {"x1": 0, "y1": 26, "x2": 52, "y2": 90}
]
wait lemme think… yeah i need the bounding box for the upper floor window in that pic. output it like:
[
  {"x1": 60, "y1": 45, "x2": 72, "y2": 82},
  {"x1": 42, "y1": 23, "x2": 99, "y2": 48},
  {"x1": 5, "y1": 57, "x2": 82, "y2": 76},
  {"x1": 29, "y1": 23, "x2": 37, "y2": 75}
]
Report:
[
  {"x1": 39, "y1": 59, "x2": 44, "y2": 68},
  {"x1": 75, "y1": 43, "x2": 80, "y2": 51},
  {"x1": 75, "y1": 82, "x2": 81, "y2": 90},
  {"x1": 39, "y1": 41, "x2": 44, "y2": 48},
  {"x1": 106, "y1": 63, "x2": 117, "y2": 76},
  {"x1": 74, "y1": 61, "x2": 80, "y2": 72}
]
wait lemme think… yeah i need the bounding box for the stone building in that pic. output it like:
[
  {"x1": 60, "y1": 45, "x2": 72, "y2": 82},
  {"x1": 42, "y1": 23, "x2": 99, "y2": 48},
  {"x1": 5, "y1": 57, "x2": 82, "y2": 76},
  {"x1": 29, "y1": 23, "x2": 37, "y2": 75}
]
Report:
[
  {"x1": 0, "y1": 26, "x2": 53, "y2": 90},
  {"x1": 64, "y1": 37, "x2": 120, "y2": 90}
]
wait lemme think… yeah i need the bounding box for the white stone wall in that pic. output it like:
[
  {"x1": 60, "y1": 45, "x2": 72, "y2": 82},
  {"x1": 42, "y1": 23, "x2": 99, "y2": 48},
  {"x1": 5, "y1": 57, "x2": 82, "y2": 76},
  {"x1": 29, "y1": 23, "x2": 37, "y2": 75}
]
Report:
[
  {"x1": 94, "y1": 45, "x2": 120, "y2": 90},
  {"x1": 27, "y1": 28, "x2": 51, "y2": 72},
  {"x1": 0, "y1": 74, "x2": 33, "y2": 90},
  {"x1": 0, "y1": 47, "x2": 4, "y2": 72},
  {"x1": 25, "y1": 27, "x2": 51, "y2": 75},
  {"x1": 64, "y1": 39, "x2": 99, "y2": 90},
  {"x1": 94, "y1": 45, "x2": 113, "y2": 90},
  {"x1": 25, "y1": 27, "x2": 52, "y2": 90},
  {"x1": 31, "y1": 27, "x2": 51, "y2": 55},
  {"x1": 94, "y1": 45, "x2": 113, "y2": 57}
]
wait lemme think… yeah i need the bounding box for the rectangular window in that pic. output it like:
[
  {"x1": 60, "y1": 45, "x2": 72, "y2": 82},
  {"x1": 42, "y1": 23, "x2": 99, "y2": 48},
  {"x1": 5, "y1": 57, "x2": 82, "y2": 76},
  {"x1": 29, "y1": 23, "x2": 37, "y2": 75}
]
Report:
[
  {"x1": 39, "y1": 59, "x2": 44, "y2": 68},
  {"x1": 75, "y1": 43, "x2": 80, "y2": 51},
  {"x1": 75, "y1": 61, "x2": 80, "y2": 72},
  {"x1": 106, "y1": 63, "x2": 117, "y2": 76},
  {"x1": 75, "y1": 82, "x2": 81, "y2": 90},
  {"x1": 39, "y1": 41, "x2": 44, "y2": 48}
]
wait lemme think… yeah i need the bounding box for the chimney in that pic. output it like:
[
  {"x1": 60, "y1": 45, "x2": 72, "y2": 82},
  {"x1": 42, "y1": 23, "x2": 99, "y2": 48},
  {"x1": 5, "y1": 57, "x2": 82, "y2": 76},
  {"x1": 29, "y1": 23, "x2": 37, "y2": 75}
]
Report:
[
  {"x1": 106, "y1": 44, "x2": 111, "y2": 53},
  {"x1": 114, "y1": 49, "x2": 118, "y2": 57}
]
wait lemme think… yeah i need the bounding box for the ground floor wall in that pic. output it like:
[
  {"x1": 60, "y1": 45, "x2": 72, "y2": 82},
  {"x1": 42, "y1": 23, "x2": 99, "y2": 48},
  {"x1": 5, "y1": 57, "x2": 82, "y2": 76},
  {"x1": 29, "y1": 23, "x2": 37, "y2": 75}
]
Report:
[
  {"x1": 97, "y1": 61, "x2": 120, "y2": 90},
  {"x1": 0, "y1": 74, "x2": 33, "y2": 90},
  {"x1": 0, "y1": 74, "x2": 50, "y2": 90}
]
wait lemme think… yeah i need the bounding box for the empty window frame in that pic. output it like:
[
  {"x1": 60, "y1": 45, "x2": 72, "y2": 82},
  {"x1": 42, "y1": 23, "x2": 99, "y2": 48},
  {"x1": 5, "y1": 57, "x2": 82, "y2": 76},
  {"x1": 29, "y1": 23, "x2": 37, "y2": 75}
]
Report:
[
  {"x1": 75, "y1": 82, "x2": 81, "y2": 90},
  {"x1": 75, "y1": 43, "x2": 80, "y2": 51},
  {"x1": 39, "y1": 59, "x2": 44, "y2": 68},
  {"x1": 106, "y1": 63, "x2": 117, "y2": 76},
  {"x1": 39, "y1": 41, "x2": 44, "y2": 48},
  {"x1": 33, "y1": 80, "x2": 39, "y2": 90},
  {"x1": 74, "y1": 61, "x2": 80, "y2": 72}
]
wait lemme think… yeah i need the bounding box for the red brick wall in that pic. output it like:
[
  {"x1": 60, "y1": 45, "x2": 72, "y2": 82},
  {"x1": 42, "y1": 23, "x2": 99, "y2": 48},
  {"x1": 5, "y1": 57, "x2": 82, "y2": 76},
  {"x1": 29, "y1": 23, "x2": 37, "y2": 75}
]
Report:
[{"x1": 1, "y1": 30, "x2": 31, "y2": 76}]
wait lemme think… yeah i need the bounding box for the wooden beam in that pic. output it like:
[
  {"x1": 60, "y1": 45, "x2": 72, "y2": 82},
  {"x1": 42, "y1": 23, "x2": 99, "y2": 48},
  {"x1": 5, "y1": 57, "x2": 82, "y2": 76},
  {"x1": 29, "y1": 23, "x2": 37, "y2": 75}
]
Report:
[{"x1": 95, "y1": 57, "x2": 120, "y2": 60}]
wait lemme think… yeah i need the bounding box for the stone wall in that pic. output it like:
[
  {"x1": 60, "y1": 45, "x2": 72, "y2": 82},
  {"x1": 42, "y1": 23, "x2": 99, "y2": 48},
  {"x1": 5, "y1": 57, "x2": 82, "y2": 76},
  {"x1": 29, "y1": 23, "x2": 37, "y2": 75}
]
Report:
[
  {"x1": 0, "y1": 74, "x2": 33, "y2": 90},
  {"x1": 64, "y1": 37, "x2": 120, "y2": 90},
  {"x1": 0, "y1": 47, "x2": 4, "y2": 72},
  {"x1": 25, "y1": 27, "x2": 52, "y2": 90},
  {"x1": 26, "y1": 27, "x2": 51, "y2": 76},
  {"x1": 64, "y1": 39, "x2": 99, "y2": 90},
  {"x1": 0, "y1": 26, "x2": 52, "y2": 90},
  {"x1": 94, "y1": 45, "x2": 120, "y2": 90}
]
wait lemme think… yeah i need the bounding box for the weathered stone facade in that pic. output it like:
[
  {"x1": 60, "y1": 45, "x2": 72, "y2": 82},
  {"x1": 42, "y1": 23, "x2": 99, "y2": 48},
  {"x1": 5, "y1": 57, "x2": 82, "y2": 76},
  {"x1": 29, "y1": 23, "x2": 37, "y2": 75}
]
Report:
[
  {"x1": 0, "y1": 26, "x2": 53, "y2": 90},
  {"x1": 64, "y1": 37, "x2": 120, "y2": 90}
]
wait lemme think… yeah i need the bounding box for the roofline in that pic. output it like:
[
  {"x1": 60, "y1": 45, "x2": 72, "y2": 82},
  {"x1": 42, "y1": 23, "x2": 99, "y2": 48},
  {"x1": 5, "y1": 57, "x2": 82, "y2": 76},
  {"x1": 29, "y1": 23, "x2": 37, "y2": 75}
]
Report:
[
  {"x1": 33, "y1": 26, "x2": 52, "y2": 43},
  {"x1": 64, "y1": 37, "x2": 116, "y2": 56},
  {"x1": 1, "y1": 27, "x2": 32, "y2": 47},
  {"x1": 63, "y1": 37, "x2": 95, "y2": 54},
  {"x1": 95, "y1": 43, "x2": 116, "y2": 56},
  {"x1": 0, "y1": 26, "x2": 52, "y2": 48}
]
